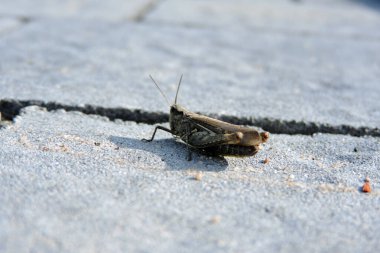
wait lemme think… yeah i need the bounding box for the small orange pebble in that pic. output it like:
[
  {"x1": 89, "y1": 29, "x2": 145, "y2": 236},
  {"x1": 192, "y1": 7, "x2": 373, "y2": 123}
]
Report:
[
  {"x1": 362, "y1": 182, "x2": 371, "y2": 193},
  {"x1": 263, "y1": 158, "x2": 270, "y2": 164},
  {"x1": 210, "y1": 215, "x2": 221, "y2": 224},
  {"x1": 194, "y1": 171, "x2": 203, "y2": 181},
  {"x1": 362, "y1": 177, "x2": 371, "y2": 193}
]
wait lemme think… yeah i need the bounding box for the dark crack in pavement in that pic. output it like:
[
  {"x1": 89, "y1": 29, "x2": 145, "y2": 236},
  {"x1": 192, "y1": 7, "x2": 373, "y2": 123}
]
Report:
[{"x1": 1, "y1": 99, "x2": 379, "y2": 137}]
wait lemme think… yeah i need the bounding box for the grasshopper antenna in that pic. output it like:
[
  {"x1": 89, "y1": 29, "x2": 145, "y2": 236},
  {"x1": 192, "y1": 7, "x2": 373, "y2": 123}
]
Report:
[
  {"x1": 149, "y1": 75, "x2": 170, "y2": 106},
  {"x1": 174, "y1": 74, "x2": 183, "y2": 105}
]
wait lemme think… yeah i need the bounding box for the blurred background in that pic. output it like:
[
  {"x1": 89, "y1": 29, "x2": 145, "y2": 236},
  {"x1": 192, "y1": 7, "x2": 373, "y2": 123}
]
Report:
[{"x1": 1, "y1": 0, "x2": 379, "y2": 128}]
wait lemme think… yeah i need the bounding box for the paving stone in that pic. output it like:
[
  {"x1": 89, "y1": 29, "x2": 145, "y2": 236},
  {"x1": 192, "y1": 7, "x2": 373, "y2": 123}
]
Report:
[
  {"x1": 0, "y1": 17, "x2": 23, "y2": 35},
  {"x1": 0, "y1": 107, "x2": 379, "y2": 252},
  {"x1": 0, "y1": 19, "x2": 379, "y2": 127},
  {"x1": 0, "y1": 0, "x2": 155, "y2": 21},
  {"x1": 146, "y1": 0, "x2": 380, "y2": 39},
  {"x1": 1, "y1": 1, "x2": 379, "y2": 252}
]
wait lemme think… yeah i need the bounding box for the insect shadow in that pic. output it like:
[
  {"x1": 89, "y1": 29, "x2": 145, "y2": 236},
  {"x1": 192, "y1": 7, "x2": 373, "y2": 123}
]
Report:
[{"x1": 108, "y1": 135, "x2": 228, "y2": 172}]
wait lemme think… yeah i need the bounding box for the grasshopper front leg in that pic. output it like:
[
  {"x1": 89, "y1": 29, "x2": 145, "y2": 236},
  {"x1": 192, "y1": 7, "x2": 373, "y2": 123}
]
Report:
[{"x1": 142, "y1": 126, "x2": 172, "y2": 142}]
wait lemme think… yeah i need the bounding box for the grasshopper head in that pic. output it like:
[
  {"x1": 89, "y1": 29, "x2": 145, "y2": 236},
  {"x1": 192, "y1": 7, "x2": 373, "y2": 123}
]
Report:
[{"x1": 169, "y1": 104, "x2": 186, "y2": 133}]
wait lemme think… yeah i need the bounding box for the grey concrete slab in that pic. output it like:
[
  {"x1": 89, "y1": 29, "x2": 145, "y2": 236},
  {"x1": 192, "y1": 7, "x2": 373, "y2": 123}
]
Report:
[
  {"x1": 0, "y1": 0, "x2": 155, "y2": 21},
  {"x1": 0, "y1": 19, "x2": 379, "y2": 127},
  {"x1": 0, "y1": 17, "x2": 22, "y2": 35},
  {"x1": 146, "y1": 0, "x2": 380, "y2": 39},
  {"x1": 1, "y1": 107, "x2": 379, "y2": 252}
]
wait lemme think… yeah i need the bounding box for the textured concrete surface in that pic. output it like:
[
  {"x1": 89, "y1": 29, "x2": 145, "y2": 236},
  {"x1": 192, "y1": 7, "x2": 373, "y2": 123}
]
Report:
[
  {"x1": 147, "y1": 0, "x2": 380, "y2": 38},
  {"x1": 0, "y1": 19, "x2": 379, "y2": 127},
  {"x1": 1, "y1": 107, "x2": 379, "y2": 253},
  {"x1": 0, "y1": 17, "x2": 22, "y2": 35},
  {"x1": 0, "y1": 0, "x2": 155, "y2": 21},
  {"x1": 1, "y1": 0, "x2": 380, "y2": 252}
]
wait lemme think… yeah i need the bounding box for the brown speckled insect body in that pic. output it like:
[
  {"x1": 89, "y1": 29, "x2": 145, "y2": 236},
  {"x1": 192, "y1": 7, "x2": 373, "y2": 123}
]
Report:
[{"x1": 142, "y1": 75, "x2": 269, "y2": 161}]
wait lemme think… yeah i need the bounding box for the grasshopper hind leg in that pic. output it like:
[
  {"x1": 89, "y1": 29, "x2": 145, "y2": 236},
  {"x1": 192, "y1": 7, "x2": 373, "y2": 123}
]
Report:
[
  {"x1": 204, "y1": 145, "x2": 259, "y2": 157},
  {"x1": 142, "y1": 126, "x2": 172, "y2": 142}
]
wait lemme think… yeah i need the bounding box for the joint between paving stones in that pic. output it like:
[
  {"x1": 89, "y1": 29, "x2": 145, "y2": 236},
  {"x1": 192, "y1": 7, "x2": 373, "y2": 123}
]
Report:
[{"x1": 0, "y1": 98, "x2": 379, "y2": 137}]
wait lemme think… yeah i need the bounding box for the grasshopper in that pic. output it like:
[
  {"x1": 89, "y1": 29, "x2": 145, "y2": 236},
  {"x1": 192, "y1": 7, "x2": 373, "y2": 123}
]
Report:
[{"x1": 142, "y1": 75, "x2": 269, "y2": 161}]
